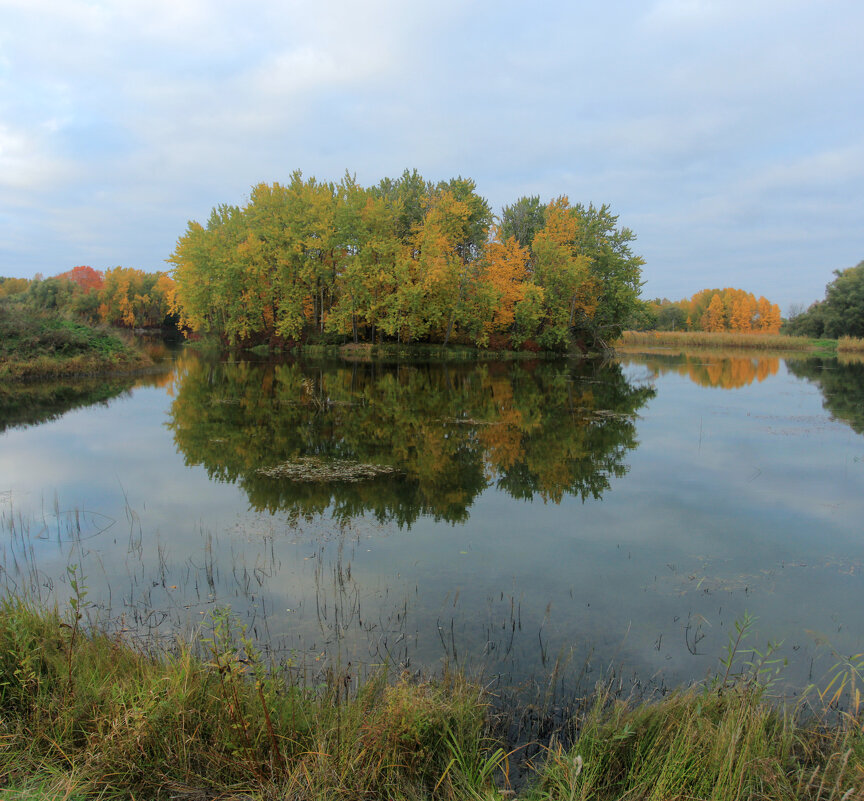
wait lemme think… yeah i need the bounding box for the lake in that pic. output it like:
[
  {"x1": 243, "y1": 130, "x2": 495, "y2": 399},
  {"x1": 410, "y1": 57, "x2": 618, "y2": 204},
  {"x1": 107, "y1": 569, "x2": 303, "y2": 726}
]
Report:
[{"x1": 1, "y1": 348, "x2": 862, "y2": 696}]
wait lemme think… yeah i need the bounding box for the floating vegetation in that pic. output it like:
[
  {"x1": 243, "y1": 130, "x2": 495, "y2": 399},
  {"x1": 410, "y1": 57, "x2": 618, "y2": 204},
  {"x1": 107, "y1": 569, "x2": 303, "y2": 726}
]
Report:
[
  {"x1": 588, "y1": 409, "x2": 635, "y2": 419},
  {"x1": 257, "y1": 456, "x2": 398, "y2": 483}
]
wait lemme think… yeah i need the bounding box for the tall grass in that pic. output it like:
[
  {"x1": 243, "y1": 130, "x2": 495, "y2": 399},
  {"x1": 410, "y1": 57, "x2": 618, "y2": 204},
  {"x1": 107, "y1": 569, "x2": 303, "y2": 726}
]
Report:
[
  {"x1": 1, "y1": 596, "x2": 861, "y2": 799},
  {"x1": 525, "y1": 681, "x2": 863, "y2": 801},
  {"x1": 617, "y1": 330, "x2": 820, "y2": 351},
  {"x1": 0, "y1": 597, "x2": 492, "y2": 799}
]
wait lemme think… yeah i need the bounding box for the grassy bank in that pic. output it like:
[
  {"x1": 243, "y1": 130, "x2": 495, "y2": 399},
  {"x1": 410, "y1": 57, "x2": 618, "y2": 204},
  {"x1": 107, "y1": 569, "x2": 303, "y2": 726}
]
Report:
[
  {"x1": 616, "y1": 330, "x2": 834, "y2": 353},
  {"x1": 0, "y1": 301, "x2": 151, "y2": 380},
  {"x1": 1, "y1": 599, "x2": 862, "y2": 800}
]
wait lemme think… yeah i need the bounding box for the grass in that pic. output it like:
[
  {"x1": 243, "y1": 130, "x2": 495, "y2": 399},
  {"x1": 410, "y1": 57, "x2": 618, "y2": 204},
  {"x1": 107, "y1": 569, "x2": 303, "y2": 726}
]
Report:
[
  {"x1": 616, "y1": 330, "x2": 831, "y2": 353},
  {"x1": 0, "y1": 301, "x2": 151, "y2": 380},
  {"x1": 0, "y1": 596, "x2": 862, "y2": 800},
  {"x1": 525, "y1": 682, "x2": 863, "y2": 801}
]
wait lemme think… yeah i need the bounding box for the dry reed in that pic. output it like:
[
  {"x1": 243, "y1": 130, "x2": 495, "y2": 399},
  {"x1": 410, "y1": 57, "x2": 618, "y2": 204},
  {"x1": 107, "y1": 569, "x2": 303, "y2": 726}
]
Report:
[{"x1": 617, "y1": 330, "x2": 819, "y2": 352}]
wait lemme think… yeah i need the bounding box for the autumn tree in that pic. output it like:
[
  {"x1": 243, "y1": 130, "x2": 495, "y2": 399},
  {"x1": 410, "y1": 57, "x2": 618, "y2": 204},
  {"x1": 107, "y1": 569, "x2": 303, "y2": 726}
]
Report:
[
  {"x1": 754, "y1": 295, "x2": 782, "y2": 333},
  {"x1": 98, "y1": 267, "x2": 175, "y2": 328},
  {"x1": 55, "y1": 265, "x2": 104, "y2": 294},
  {"x1": 481, "y1": 229, "x2": 531, "y2": 342},
  {"x1": 530, "y1": 197, "x2": 598, "y2": 350},
  {"x1": 702, "y1": 293, "x2": 727, "y2": 332},
  {"x1": 729, "y1": 291, "x2": 756, "y2": 332},
  {"x1": 677, "y1": 288, "x2": 782, "y2": 334},
  {"x1": 0, "y1": 276, "x2": 31, "y2": 298},
  {"x1": 169, "y1": 204, "x2": 246, "y2": 339}
]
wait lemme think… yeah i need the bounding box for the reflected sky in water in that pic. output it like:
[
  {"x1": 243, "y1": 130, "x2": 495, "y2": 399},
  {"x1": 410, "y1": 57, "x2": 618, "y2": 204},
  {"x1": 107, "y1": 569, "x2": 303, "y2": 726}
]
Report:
[{"x1": 0, "y1": 351, "x2": 862, "y2": 692}]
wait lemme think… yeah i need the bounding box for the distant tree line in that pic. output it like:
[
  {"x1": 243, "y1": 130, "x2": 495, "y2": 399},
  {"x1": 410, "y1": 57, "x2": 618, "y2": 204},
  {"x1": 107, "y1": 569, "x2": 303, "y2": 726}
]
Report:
[
  {"x1": 784, "y1": 260, "x2": 864, "y2": 338},
  {"x1": 0, "y1": 276, "x2": 30, "y2": 298},
  {"x1": 168, "y1": 170, "x2": 646, "y2": 352},
  {"x1": 0, "y1": 265, "x2": 177, "y2": 329},
  {"x1": 641, "y1": 288, "x2": 782, "y2": 333}
]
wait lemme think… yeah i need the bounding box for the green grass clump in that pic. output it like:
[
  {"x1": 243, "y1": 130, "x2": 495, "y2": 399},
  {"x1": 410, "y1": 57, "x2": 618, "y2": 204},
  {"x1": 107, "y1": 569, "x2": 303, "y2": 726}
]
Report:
[
  {"x1": 525, "y1": 683, "x2": 864, "y2": 800},
  {"x1": 0, "y1": 301, "x2": 150, "y2": 380}
]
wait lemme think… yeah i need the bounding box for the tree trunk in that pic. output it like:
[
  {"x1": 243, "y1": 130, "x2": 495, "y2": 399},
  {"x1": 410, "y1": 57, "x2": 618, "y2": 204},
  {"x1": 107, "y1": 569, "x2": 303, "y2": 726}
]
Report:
[{"x1": 443, "y1": 314, "x2": 454, "y2": 346}]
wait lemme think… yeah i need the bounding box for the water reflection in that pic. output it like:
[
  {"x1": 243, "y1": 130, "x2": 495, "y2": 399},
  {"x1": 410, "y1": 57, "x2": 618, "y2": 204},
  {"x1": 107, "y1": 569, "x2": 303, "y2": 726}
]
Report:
[
  {"x1": 786, "y1": 357, "x2": 864, "y2": 435},
  {"x1": 620, "y1": 352, "x2": 780, "y2": 389},
  {"x1": 0, "y1": 377, "x2": 136, "y2": 433},
  {"x1": 1, "y1": 349, "x2": 862, "y2": 694},
  {"x1": 167, "y1": 355, "x2": 656, "y2": 526},
  {"x1": 0, "y1": 369, "x2": 175, "y2": 434}
]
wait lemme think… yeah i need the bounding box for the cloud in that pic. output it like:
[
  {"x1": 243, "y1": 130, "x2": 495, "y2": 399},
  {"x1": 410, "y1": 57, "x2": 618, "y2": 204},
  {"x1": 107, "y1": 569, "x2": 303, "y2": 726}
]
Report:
[
  {"x1": 0, "y1": 0, "x2": 862, "y2": 309},
  {"x1": 0, "y1": 124, "x2": 72, "y2": 191}
]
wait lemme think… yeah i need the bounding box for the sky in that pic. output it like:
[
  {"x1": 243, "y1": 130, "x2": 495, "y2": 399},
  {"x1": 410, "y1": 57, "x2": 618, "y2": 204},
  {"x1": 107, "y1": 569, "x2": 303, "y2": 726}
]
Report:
[{"x1": 1, "y1": 0, "x2": 862, "y2": 313}]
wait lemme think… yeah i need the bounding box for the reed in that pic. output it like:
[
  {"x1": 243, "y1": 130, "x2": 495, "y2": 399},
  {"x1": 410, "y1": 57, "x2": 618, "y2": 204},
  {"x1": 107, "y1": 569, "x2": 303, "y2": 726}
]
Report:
[
  {"x1": 838, "y1": 336, "x2": 864, "y2": 354},
  {"x1": 617, "y1": 330, "x2": 820, "y2": 352}
]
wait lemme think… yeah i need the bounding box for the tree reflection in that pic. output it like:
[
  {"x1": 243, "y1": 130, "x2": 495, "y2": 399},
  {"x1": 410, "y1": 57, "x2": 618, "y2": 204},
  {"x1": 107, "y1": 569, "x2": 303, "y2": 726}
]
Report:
[
  {"x1": 622, "y1": 352, "x2": 780, "y2": 389},
  {"x1": 0, "y1": 377, "x2": 135, "y2": 433},
  {"x1": 785, "y1": 357, "x2": 864, "y2": 436},
  {"x1": 167, "y1": 355, "x2": 655, "y2": 525}
]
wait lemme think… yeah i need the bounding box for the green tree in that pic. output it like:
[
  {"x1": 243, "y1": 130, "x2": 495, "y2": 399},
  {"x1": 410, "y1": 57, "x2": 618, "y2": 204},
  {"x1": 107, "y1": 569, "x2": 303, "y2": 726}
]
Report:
[
  {"x1": 372, "y1": 169, "x2": 435, "y2": 247},
  {"x1": 328, "y1": 174, "x2": 401, "y2": 343},
  {"x1": 499, "y1": 195, "x2": 546, "y2": 250},
  {"x1": 786, "y1": 260, "x2": 864, "y2": 338},
  {"x1": 569, "y1": 202, "x2": 645, "y2": 346}
]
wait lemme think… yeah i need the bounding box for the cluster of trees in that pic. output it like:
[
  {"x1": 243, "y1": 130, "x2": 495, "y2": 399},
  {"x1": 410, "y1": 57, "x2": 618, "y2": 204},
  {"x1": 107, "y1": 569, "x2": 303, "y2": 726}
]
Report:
[
  {"x1": 7, "y1": 265, "x2": 177, "y2": 329},
  {"x1": 644, "y1": 288, "x2": 782, "y2": 333},
  {"x1": 785, "y1": 260, "x2": 864, "y2": 338},
  {"x1": 168, "y1": 357, "x2": 654, "y2": 525},
  {"x1": 169, "y1": 171, "x2": 645, "y2": 352}
]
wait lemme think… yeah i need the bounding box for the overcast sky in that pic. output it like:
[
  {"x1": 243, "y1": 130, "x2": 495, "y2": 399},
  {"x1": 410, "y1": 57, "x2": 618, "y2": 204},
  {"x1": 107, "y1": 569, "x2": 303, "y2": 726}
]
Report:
[{"x1": 1, "y1": 0, "x2": 862, "y2": 312}]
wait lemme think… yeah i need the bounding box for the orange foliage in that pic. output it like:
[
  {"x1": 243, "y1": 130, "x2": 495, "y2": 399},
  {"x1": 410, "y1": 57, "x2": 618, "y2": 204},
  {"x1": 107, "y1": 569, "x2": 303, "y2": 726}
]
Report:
[
  {"x1": 684, "y1": 356, "x2": 780, "y2": 388},
  {"x1": 702, "y1": 293, "x2": 726, "y2": 332},
  {"x1": 483, "y1": 230, "x2": 530, "y2": 334},
  {"x1": 55, "y1": 265, "x2": 104, "y2": 293},
  {"x1": 684, "y1": 288, "x2": 782, "y2": 334}
]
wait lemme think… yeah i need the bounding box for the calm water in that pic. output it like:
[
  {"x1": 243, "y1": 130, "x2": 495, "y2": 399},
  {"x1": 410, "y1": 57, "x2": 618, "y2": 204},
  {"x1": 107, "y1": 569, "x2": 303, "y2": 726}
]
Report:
[{"x1": 1, "y1": 349, "x2": 862, "y2": 692}]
